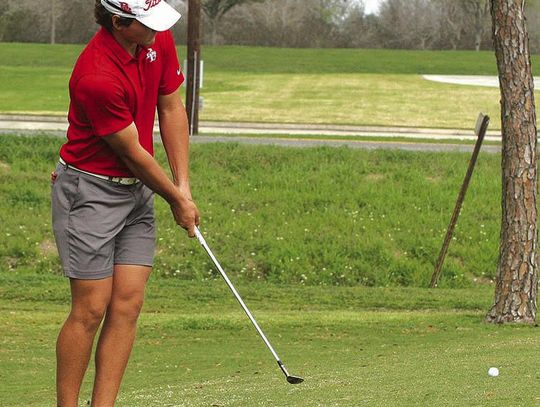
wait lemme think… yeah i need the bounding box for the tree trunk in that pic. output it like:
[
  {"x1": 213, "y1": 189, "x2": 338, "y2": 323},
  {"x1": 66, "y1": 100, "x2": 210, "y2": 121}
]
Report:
[
  {"x1": 209, "y1": 19, "x2": 218, "y2": 45},
  {"x1": 486, "y1": 0, "x2": 538, "y2": 324},
  {"x1": 474, "y1": 31, "x2": 482, "y2": 51},
  {"x1": 473, "y1": 0, "x2": 489, "y2": 51},
  {"x1": 50, "y1": 0, "x2": 56, "y2": 44}
]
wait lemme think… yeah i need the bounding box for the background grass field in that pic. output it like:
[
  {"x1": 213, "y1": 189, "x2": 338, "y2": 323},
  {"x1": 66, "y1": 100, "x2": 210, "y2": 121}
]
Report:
[
  {"x1": 0, "y1": 135, "x2": 500, "y2": 287},
  {"x1": 2, "y1": 43, "x2": 538, "y2": 129}
]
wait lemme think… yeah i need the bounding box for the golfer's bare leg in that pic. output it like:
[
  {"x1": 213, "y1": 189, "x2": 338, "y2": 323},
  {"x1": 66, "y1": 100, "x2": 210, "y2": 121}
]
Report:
[
  {"x1": 56, "y1": 278, "x2": 113, "y2": 407},
  {"x1": 91, "y1": 265, "x2": 151, "y2": 407}
]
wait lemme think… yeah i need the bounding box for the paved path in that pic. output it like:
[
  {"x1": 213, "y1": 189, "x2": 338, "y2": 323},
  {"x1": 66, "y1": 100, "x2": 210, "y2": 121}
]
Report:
[
  {"x1": 423, "y1": 74, "x2": 540, "y2": 88},
  {"x1": 0, "y1": 114, "x2": 501, "y2": 153}
]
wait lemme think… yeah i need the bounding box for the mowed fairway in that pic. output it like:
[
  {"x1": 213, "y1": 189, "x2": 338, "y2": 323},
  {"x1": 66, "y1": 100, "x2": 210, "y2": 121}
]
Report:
[
  {"x1": 2, "y1": 43, "x2": 539, "y2": 129},
  {"x1": 2, "y1": 274, "x2": 540, "y2": 407},
  {"x1": 202, "y1": 72, "x2": 501, "y2": 129}
]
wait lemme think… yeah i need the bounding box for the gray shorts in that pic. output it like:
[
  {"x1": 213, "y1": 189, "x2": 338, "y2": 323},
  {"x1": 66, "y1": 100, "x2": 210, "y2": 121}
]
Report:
[{"x1": 51, "y1": 163, "x2": 156, "y2": 280}]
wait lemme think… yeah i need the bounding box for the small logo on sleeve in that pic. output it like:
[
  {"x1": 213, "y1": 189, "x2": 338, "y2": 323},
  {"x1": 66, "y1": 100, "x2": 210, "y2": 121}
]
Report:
[
  {"x1": 146, "y1": 48, "x2": 157, "y2": 63},
  {"x1": 177, "y1": 68, "x2": 181, "y2": 75}
]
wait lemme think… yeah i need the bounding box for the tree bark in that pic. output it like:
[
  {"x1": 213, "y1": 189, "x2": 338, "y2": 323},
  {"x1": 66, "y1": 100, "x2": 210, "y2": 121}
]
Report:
[{"x1": 486, "y1": 0, "x2": 538, "y2": 324}]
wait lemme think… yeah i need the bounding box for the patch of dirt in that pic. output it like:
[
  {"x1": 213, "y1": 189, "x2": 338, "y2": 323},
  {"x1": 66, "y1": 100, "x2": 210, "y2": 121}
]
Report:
[
  {"x1": 6, "y1": 257, "x2": 18, "y2": 269},
  {"x1": 40, "y1": 239, "x2": 57, "y2": 256}
]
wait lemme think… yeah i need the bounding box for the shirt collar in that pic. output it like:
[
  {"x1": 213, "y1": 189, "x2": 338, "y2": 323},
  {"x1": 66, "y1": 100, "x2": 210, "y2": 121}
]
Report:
[{"x1": 98, "y1": 27, "x2": 137, "y2": 65}]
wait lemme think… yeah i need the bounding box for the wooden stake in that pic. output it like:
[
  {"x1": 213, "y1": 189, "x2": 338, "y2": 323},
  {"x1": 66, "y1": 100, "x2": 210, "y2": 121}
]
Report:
[{"x1": 429, "y1": 113, "x2": 490, "y2": 288}]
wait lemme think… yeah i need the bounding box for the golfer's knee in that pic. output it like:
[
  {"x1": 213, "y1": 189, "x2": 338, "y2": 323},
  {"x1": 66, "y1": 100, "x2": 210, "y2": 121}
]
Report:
[
  {"x1": 68, "y1": 304, "x2": 107, "y2": 332},
  {"x1": 109, "y1": 296, "x2": 144, "y2": 323}
]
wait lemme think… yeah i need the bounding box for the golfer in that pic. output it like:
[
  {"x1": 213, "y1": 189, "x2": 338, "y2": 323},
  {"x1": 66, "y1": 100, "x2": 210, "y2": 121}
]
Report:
[{"x1": 51, "y1": 1, "x2": 199, "y2": 406}]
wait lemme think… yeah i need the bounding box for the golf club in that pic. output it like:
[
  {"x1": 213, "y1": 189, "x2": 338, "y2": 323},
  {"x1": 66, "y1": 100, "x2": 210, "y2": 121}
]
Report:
[{"x1": 194, "y1": 226, "x2": 304, "y2": 385}]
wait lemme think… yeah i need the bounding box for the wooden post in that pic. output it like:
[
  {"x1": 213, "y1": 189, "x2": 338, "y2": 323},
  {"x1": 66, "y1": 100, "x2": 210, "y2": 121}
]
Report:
[
  {"x1": 186, "y1": 0, "x2": 201, "y2": 135},
  {"x1": 429, "y1": 113, "x2": 490, "y2": 288}
]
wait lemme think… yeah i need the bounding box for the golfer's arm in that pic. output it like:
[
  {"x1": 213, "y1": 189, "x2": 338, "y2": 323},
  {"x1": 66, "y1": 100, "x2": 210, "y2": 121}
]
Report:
[
  {"x1": 157, "y1": 89, "x2": 191, "y2": 193},
  {"x1": 103, "y1": 123, "x2": 188, "y2": 207}
]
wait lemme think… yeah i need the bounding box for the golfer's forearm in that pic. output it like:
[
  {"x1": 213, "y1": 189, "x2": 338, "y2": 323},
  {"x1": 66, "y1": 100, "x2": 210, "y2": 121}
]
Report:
[
  {"x1": 159, "y1": 111, "x2": 190, "y2": 188},
  {"x1": 119, "y1": 147, "x2": 188, "y2": 206},
  {"x1": 158, "y1": 90, "x2": 191, "y2": 188}
]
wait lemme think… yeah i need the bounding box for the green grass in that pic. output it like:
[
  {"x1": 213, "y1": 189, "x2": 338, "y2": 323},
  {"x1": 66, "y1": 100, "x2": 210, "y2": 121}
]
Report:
[
  {"x1": 201, "y1": 73, "x2": 502, "y2": 129},
  {"x1": 1, "y1": 43, "x2": 535, "y2": 129},
  {"x1": 0, "y1": 134, "x2": 502, "y2": 288},
  {"x1": 2, "y1": 272, "x2": 540, "y2": 407},
  {"x1": 1, "y1": 135, "x2": 538, "y2": 406},
  {"x1": 0, "y1": 44, "x2": 508, "y2": 74}
]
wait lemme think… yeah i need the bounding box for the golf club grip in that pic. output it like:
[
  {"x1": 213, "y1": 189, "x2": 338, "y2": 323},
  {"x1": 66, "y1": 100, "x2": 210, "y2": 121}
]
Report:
[{"x1": 194, "y1": 227, "x2": 282, "y2": 363}]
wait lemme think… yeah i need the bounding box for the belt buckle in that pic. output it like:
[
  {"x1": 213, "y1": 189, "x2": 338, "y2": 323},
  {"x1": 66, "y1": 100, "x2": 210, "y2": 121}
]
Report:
[
  {"x1": 124, "y1": 178, "x2": 138, "y2": 185},
  {"x1": 108, "y1": 176, "x2": 137, "y2": 185}
]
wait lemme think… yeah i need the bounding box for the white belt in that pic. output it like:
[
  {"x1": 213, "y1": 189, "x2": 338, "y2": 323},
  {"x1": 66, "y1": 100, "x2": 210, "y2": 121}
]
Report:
[{"x1": 59, "y1": 157, "x2": 140, "y2": 186}]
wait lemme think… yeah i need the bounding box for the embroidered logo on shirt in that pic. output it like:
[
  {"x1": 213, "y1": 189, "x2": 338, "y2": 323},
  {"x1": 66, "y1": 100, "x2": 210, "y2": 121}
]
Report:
[
  {"x1": 144, "y1": 0, "x2": 161, "y2": 11},
  {"x1": 119, "y1": 2, "x2": 133, "y2": 13},
  {"x1": 177, "y1": 68, "x2": 181, "y2": 75},
  {"x1": 146, "y1": 48, "x2": 157, "y2": 63}
]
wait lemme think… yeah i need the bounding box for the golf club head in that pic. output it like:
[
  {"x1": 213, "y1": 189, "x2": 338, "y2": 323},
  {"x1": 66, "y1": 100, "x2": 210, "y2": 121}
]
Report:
[{"x1": 287, "y1": 375, "x2": 304, "y2": 384}]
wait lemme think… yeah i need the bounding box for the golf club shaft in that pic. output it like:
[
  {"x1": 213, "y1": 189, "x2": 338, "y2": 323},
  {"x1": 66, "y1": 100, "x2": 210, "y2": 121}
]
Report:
[{"x1": 194, "y1": 227, "x2": 284, "y2": 368}]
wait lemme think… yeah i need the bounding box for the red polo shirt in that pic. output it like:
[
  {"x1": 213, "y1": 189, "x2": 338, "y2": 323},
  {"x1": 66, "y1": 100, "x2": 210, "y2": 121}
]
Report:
[{"x1": 59, "y1": 27, "x2": 183, "y2": 177}]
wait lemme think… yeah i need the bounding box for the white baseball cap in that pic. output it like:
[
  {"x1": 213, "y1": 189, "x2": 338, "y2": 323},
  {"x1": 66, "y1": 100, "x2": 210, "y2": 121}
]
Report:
[{"x1": 101, "y1": 0, "x2": 181, "y2": 32}]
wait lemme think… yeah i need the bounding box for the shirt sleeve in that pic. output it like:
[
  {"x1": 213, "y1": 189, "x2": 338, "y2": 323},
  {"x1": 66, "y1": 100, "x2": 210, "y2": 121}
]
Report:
[
  {"x1": 159, "y1": 30, "x2": 184, "y2": 95},
  {"x1": 74, "y1": 74, "x2": 134, "y2": 137}
]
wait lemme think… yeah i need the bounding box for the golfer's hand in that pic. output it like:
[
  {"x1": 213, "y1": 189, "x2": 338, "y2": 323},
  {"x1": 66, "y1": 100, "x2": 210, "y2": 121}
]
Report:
[{"x1": 170, "y1": 197, "x2": 200, "y2": 238}]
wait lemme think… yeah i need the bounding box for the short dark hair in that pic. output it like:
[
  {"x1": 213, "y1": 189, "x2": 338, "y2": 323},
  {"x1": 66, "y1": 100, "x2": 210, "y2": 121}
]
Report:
[{"x1": 95, "y1": 0, "x2": 134, "y2": 31}]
